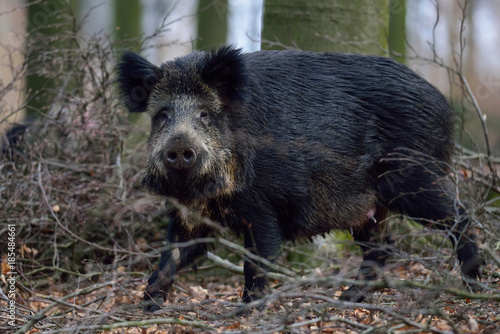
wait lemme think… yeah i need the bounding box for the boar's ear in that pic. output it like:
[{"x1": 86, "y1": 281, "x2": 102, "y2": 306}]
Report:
[
  {"x1": 200, "y1": 46, "x2": 249, "y2": 107},
  {"x1": 117, "y1": 52, "x2": 162, "y2": 113}
]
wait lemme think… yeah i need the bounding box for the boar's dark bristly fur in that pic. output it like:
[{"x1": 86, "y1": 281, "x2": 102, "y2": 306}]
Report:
[
  {"x1": 117, "y1": 46, "x2": 481, "y2": 312},
  {"x1": 117, "y1": 51, "x2": 163, "y2": 113},
  {"x1": 199, "y1": 46, "x2": 251, "y2": 106}
]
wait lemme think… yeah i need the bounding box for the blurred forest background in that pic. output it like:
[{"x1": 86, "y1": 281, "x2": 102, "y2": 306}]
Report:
[
  {"x1": 0, "y1": 0, "x2": 499, "y2": 333},
  {"x1": 1, "y1": 0, "x2": 500, "y2": 152}
]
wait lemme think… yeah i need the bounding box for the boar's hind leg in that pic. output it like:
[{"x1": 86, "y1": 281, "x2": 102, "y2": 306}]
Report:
[
  {"x1": 399, "y1": 196, "x2": 480, "y2": 288},
  {"x1": 448, "y1": 208, "x2": 481, "y2": 288},
  {"x1": 381, "y1": 167, "x2": 481, "y2": 290},
  {"x1": 340, "y1": 206, "x2": 391, "y2": 302},
  {"x1": 242, "y1": 216, "x2": 284, "y2": 305},
  {"x1": 143, "y1": 216, "x2": 208, "y2": 312}
]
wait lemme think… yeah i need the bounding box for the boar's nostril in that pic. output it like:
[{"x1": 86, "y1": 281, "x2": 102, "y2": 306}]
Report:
[
  {"x1": 183, "y1": 149, "x2": 196, "y2": 165},
  {"x1": 165, "y1": 148, "x2": 197, "y2": 171},
  {"x1": 167, "y1": 152, "x2": 178, "y2": 163}
]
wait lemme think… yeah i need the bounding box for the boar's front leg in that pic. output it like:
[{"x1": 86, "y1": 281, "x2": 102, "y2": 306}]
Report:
[
  {"x1": 143, "y1": 213, "x2": 209, "y2": 312},
  {"x1": 241, "y1": 213, "x2": 284, "y2": 305}
]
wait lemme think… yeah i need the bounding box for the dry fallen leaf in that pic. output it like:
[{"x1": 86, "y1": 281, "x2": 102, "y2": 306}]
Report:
[
  {"x1": 353, "y1": 307, "x2": 370, "y2": 320},
  {"x1": 435, "y1": 319, "x2": 452, "y2": 331},
  {"x1": 1, "y1": 256, "x2": 10, "y2": 275},
  {"x1": 227, "y1": 321, "x2": 241, "y2": 330},
  {"x1": 468, "y1": 313, "x2": 479, "y2": 333}
]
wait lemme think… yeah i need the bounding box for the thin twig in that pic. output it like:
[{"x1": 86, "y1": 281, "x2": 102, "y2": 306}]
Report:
[{"x1": 14, "y1": 280, "x2": 120, "y2": 334}]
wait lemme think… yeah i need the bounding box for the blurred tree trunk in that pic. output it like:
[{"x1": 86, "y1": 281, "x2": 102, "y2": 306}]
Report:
[
  {"x1": 388, "y1": 0, "x2": 406, "y2": 63},
  {"x1": 26, "y1": 0, "x2": 78, "y2": 121},
  {"x1": 113, "y1": 0, "x2": 143, "y2": 127},
  {"x1": 262, "y1": 0, "x2": 388, "y2": 55},
  {"x1": 196, "y1": 0, "x2": 228, "y2": 51},
  {"x1": 113, "y1": 0, "x2": 142, "y2": 50}
]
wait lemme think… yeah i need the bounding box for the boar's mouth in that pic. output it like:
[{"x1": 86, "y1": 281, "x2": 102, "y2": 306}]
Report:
[
  {"x1": 141, "y1": 171, "x2": 233, "y2": 202},
  {"x1": 141, "y1": 156, "x2": 236, "y2": 202}
]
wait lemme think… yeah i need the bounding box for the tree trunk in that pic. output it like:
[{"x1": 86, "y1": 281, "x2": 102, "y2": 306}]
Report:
[
  {"x1": 26, "y1": 0, "x2": 78, "y2": 121},
  {"x1": 388, "y1": 0, "x2": 406, "y2": 63},
  {"x1": 113, "y1": 0, "x2": 142, "y2": 50},
  {"x1": 197, "y1": 0, "x2": 229, "y2": 51},
  {"x1": 262, "y1": 0, "x2": 389, "y2": 55}
]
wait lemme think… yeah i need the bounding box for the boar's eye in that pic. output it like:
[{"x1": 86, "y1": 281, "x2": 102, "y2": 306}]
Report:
[
  {"x1": 153, "y1": 108, "x2": 170, "y2": 123},
  {"x1": 199, "y1": 111, "x2": 209, "y2": 123}
]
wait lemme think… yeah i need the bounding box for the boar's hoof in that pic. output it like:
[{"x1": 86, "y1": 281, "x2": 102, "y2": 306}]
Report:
[
  {"x1": 339, "y1": 285, "x2": 367, "y2": 303},
  {"x1": 238, "y1": 295, "x2": 266, "y2": 314},
  {"x1": 463, "y1": 276, "x2": 482, "y2": 293},
  {"x1": 142, "y1": 292, "x2": 165, "y2": 312}
]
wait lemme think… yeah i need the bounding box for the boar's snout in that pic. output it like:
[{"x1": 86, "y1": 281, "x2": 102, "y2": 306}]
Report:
[{"x1": 164, "y1": 138, "x2": 198, "y2": 171}]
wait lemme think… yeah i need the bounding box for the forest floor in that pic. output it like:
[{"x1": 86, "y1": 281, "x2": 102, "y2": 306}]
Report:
[{"x1": 3, "y1": 252, "x2": 499, "y2": 334}]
